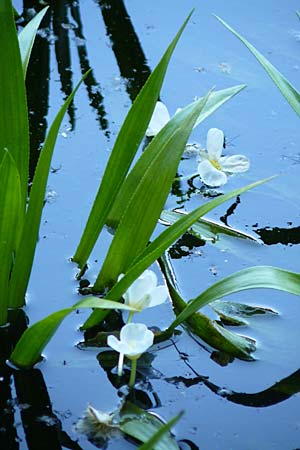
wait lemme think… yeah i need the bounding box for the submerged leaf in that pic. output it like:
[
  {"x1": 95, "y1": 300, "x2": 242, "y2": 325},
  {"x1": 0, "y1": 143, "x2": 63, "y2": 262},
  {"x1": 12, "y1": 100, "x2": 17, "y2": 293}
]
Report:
[
  {"x1": 211, "y1": 300, "x2": 278, "y2": 326},
  {"x1": 120, "y1": 402, "x2": 180, "y2": 450}
]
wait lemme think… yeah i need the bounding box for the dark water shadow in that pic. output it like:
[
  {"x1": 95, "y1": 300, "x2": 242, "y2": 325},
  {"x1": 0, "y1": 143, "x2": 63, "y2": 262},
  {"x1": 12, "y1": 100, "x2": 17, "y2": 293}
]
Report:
[
  {"x1": 255, "y1": 225, "x2": 300, "y2": 246},
  {"x1": 97, "y1": 0, "x2": 151, "y2": 101}
]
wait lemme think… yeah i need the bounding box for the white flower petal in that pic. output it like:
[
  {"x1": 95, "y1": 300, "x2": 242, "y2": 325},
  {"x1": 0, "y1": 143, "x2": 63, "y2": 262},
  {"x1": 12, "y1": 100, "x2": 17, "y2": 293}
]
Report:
[
  {"x1": 198, "y1": 159, "x2": 227, "y2": 187},
  {"x1": 148, "y1": 285, "x2": 169, "y2": 308},
  {"x1": 120, "y1": 323, "x2": 154, "y2": 357},
  {"x1": 107, "y1": 335, "x2": 130, "y2": 355},
  {"x1": 123, "y1": 270, "x2": 157, "y2": 309},
  {"x1": 220, "y1": 155, "x2": 250, "y2": 173},
  {"x1": 146, "y1": 101, "x2": 170, "y2": 137},
  {"x1": 206, "y1": 128, "x2": 224, "y2": 160}
]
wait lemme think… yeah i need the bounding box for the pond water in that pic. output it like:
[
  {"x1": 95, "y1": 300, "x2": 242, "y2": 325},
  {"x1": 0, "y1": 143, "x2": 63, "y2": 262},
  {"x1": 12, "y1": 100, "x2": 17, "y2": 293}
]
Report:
[{"x1": 3, "y1": 0, "x2": 300, "y2": 449}]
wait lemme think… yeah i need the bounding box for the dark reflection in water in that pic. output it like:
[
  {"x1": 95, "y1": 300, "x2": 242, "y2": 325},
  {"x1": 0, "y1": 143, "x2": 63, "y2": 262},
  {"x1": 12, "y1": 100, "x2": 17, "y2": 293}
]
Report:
[
  {"x1": 169, "y1": 232, "x2": 205, "y2": 259},
  {"x1": 98, "y1": 0, "x2": 151, "y2": 101},
  {"x1": 167, "y1": 368, "x2": 300, "y2": 408},
  {"x1": 255, "y1": 224, "x2": 300, "y2": 246},
  {"x1": 70, "y1": 1, "x2": 109, "y2": 135},
  {"x1": 0, "y1": 311, "x2": 82, "y2": 450}
]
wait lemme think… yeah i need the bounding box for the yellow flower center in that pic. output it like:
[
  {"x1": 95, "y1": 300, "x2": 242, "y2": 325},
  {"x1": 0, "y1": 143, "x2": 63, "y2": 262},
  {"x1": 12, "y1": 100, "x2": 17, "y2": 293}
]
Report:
[{"x1": 210, "y1": 159, "x2": 222, "y2": 170}]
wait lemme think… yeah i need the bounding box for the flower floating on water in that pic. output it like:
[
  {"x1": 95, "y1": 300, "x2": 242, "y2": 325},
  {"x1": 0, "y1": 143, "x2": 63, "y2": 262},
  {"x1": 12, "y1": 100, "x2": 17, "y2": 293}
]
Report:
[
  {"x1": 76, "y1": 404, "x2": 121, "y2": 448},
  {"x1": 146, "y1": 101, "x2": 170, "y2": 137},
  {"x1": 107, "y1": 323, "x2": 154, "y2": 384},
  {"x1": 120, "y1": 269, "x2": 168, "y2": 312},
  {"x1": 198, "y1": 128, "x2": 250, "y2": 187}
]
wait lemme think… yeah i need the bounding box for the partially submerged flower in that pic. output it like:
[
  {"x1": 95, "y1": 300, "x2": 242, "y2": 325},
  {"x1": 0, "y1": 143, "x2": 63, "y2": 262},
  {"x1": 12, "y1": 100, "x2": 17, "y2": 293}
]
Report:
[
  {"x1": 146, "y1": 101, "x2": 170, "y2": 137},
  {"x1": 120, "y1": 269, "x2": 168, "y2": 312},
  {"x1": 76, "y1": 404, "x2": 121, "y2": 448},
  {"x1": 198, "y1": 128, "x2": 250, "y2": 187},
  {"x1": 107, "y1": 323, "x2": 154, "y2": 377}
]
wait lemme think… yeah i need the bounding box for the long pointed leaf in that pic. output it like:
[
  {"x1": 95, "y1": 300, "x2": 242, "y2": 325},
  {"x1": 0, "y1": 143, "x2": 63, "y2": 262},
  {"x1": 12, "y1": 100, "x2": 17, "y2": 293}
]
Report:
[
  {"x1": 73, "y1": 11, "x2": 194, "y2": 269},
  {"x1": 0, "y1": 152, "x2": 22, "y2": 325},
  {"x1": 0, "y1": 0, "x2": 29, "y2": 199},
  {"x1": 18, "y1": 7, "x2": 49, "y2": 77},
  {"x1": 108, "y1": 84, "x2": 246, "y2": 227},
  {"x1": 95, "y1": 92, "x2": 211, "y2": 291},
  {"x1": 10, "y1": 297, "x2": 138, "y2": 368},
  {"x1": 169, "y1": 266, "x2": 300, "y2": 330},
  {"x1": 8, "y1": 73, "x2": 90, "y2": 308},
  {"x1": 215, "y1": 15, "x2": 300, "y2": 116},
  {"x1": 83, "y1": 178, "x2": 270, "y2": 329}
]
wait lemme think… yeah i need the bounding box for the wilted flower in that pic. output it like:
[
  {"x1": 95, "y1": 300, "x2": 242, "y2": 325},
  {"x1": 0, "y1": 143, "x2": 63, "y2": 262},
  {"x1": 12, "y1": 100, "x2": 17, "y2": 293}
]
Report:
[
  {"x1": 198, "y1": 128, "x2": 250, "y2": 187},
  {"x1": 146, "y1": 101, "x2": 170, "y2": 137},
  {"x1": 107, "y1": 323, "x2": 154, "y2": 378},
  {"x1": 120, "y1": 269, "x2": 168, "y2": 312},
  {"x1": 76, "y1": 404, "x2": 121, "y2": 448}
]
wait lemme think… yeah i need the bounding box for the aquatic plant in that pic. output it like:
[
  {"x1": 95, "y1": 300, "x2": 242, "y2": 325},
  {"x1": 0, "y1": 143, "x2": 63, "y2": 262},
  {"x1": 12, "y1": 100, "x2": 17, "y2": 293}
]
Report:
[{"x1": 9, "y1": 9, "x2": 300, "y2": 376}]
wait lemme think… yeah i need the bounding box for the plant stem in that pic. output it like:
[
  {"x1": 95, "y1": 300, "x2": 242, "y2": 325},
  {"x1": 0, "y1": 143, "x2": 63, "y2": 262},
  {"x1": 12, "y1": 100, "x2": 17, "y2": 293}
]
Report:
[
  {"x1": 127, "y1": 311, "x2": 134, "y2": 323},
  {"x1": 129, "y1": 358, "x2": 137, "y2": 387}
]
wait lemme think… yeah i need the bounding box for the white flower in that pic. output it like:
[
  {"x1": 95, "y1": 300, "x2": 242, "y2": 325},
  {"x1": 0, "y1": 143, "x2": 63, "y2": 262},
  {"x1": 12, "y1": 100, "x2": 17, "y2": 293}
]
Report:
[
  {"x1": 120, "y1": 269, "x2": 168, "y2": 312},
  {"x1": 198, "y1": 128, "x2": 250, "y2": 187},
  {"x1": 107, "y1": 323, "x2": 154, "y2": 376},
  {"x1": 146, "y1": 101, "x2": 170, "y2": 137},
  {"x1": 76, "y1": 404, "x2": 121, "y2": 444}
]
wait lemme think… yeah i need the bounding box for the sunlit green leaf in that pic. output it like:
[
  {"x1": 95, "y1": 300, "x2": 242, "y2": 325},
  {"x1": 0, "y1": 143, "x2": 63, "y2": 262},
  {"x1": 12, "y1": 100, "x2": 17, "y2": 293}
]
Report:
[
  {"x1": 95, "y1": 92, "x2": 211, "y2": 291},
  {"x1": 73, "y1": 11, "x2": 194, "y2": 269},
  {"x1": 0, "y1": 152, "x2": 22, "y2": 325},
  {"x1": 8, "y1": 72, "x2": 90, "y2": 308},
  {"x1": 169, "y1": 266, "x2": 300, "y2": 331},
  {"x1": 18, "y1": 7, "x2": 49, "y2": 77},
  {"x1": 215, "y1": 15, "x2": 300, "y2": 116},
  {"x1": 0, "y1": 0, "x2": 29, "y2": 200},
  {"x1": 10, "y1": 297, "x2": 137, "y2": 368},
  {"x1": 120, "y1": 402, "x2": 180, "y2": 450}
]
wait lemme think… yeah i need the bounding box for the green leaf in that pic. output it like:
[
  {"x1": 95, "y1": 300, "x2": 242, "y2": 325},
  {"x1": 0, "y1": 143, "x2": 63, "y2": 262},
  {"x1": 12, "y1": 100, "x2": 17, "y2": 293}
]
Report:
[
  {"x1": 215, "y1": 15, "x2": 300, "y2": 116},
  {"x1": 211, "y1": 300, "x2": 278, "y2": 326},
  {"x1": 18, "y1": 7, "x2": 49, "y2": 77},
  {"x1": 160, "y1": 253, "x2": 255, "y2": 360},
  {"x1": 10, "y1": 297, "x2": 137, "y2": 368},
  {"x1": 169, "y1": 266, "x2": 300, "y2": 331},
  {"x1": 160, "y1": 209, "x2": 258, "y2": 243},
  {"x1": 0, "y1": 0, "x2": 29, "y2": 200},
  {"x1": 73, "y1": 11, "x2": 194, "y2": 269},
  {"x1": 137, "y1": 413, "x2": 183, "y2": 450},
  {"x1": 119, "y1": 402, "x2": 180, "y2": 450},
  {"x1": 83, "y1": 178, "x2": 270, "y2": 329},
  {"x1": 8, "y1": 72, "x2": 90, "y2": 308},
  {"x1": 108, "y1": 84, "x2": 245, "y2": 227},
  {"x1": 94, "y1": 92, "x2": 211, "y2": 291},
  {"x1": 0, "y1": 152, "x2": 22, "y2": 325}
]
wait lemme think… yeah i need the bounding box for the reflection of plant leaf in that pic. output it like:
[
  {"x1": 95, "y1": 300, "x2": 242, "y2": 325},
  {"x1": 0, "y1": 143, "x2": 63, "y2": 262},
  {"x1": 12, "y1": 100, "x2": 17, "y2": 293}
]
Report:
[
  {"x1": 18, "y1": 7, "x2": 49, "y2": 76},
  {"x1": 211, "y1": 300, "x2": 278, "y2": 326},
  {"x1": 137, "y1": 412, "x2": 183, "y2": 450},
  {"x1": 73, "y1": 11, "x2": 194, "y2": 269},
  {"x1": 10, "y1": 297, "x2": 137, "y2": 368},
  {"x1": 120, "y1": 402, "x2": 180, "y2": 450},
  {"x1": 168, "y1": 266, "x2": 300, "y2": 331},
  {"x1": 161, "y1": 255, "x2": 255, "y2": 360},
  {"x1": 215, "y1": 15, "x2": 300, "y2": 116},
  {"x1": 160, "y1": 209, "x2": 258, "y2": 243}
]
